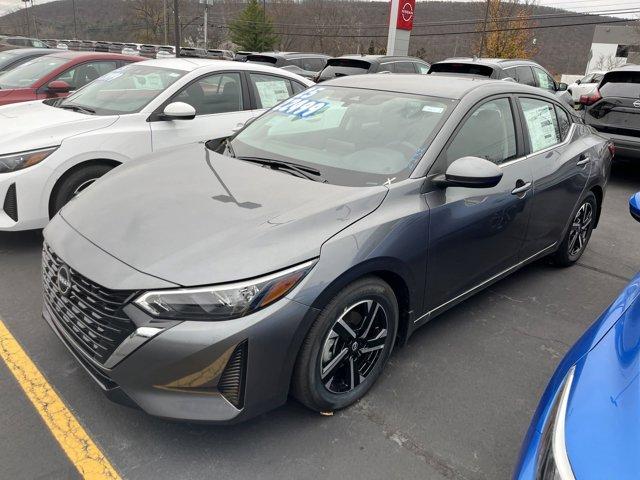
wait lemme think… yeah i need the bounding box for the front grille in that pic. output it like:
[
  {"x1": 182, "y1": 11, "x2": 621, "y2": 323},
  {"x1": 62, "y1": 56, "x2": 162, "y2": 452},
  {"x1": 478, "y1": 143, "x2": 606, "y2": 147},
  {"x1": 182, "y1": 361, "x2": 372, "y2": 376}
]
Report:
[
  {"x1": 3, "y1": 183, "x2": 17, "y2": 221},
  {"x1": 218, "y1": 341, "x2": 247, "y2": 409},
  {"x1": 42, "y1": 243, "x2": 138, "y2": 365}
]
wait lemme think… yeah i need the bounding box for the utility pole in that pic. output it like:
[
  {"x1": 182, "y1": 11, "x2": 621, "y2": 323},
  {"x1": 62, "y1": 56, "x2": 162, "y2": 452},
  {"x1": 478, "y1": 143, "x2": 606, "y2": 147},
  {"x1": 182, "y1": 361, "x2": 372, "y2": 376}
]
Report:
[
  {"x1": 163, "y1": 0, "x2": 168, "y2": 45},
  {"x1": 31, "y1": 0, "x2": 39, "y2": 39},
  {"x1": 22, "y1": 0, "x2": 30, "y2": 37},
  {"x1": 203, "y1": 3, "x2": 208, "y2": 48},
  {"x1": 71, "y1": 0, "x2": 78, "y2": 39},
  {"x1": 173, "y1": 0, "x2": 181, "y2": 57},
  {"x1": 478, "y1": 0, "x2": 490, "y2": 58}
]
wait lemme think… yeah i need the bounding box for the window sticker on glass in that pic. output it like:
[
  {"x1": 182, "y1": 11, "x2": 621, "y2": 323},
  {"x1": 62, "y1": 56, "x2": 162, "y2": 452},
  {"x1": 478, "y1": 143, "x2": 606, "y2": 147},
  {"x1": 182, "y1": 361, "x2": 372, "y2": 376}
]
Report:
[
  {"x1": 521, "y1": 100, "x2": 560, "y2": 152},
  {"x1": 97, "y1": 70, "x2": 124, "y2": 82},
  {"x1": 274, "y1": 87, "x2": 328, "y2": 118},
  {"x1": 256, "y1": 80, "x2": 290, "y2": 108}
]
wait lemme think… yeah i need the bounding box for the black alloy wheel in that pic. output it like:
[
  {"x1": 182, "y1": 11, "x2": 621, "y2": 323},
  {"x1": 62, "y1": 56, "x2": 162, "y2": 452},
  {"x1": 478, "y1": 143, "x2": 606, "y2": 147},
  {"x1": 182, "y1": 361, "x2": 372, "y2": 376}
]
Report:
[{"x1": 292, "y1": 277, "x2": 398, "y2": 412}]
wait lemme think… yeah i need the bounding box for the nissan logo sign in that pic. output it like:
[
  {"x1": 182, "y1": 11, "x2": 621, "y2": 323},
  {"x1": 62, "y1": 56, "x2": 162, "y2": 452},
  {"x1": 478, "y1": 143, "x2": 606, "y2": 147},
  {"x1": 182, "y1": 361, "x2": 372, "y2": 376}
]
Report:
[
  {"x1": 57, "y1": 265, "x2": 71, "y2": 295},
  {"x1": 633, "y1": 100, "x2": 640, "y2": 108},
  {"x1": 401, "y1": 2, "x2": 414, "y2": 22}
]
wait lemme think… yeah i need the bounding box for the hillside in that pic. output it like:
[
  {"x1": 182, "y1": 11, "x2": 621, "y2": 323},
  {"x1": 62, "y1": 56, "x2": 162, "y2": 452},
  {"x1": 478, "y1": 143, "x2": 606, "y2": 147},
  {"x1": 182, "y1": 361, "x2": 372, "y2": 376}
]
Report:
[{"x1": 0, "y1": 0, "x2": 636, "y2": 75}]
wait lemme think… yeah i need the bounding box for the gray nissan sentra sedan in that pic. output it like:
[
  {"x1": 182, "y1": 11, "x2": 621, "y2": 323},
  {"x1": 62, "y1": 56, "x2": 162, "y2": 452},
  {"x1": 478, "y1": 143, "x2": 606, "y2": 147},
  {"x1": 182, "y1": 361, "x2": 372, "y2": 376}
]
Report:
[{"x1": 41, "y1": 75, "x2": 613, "y2": 423}]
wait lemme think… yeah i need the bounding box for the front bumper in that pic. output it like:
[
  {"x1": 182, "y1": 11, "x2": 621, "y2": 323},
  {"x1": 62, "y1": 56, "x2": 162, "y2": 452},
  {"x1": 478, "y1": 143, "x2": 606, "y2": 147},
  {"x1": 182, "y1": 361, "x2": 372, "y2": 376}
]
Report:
[
  {"x1": 42, "y1": 215, "x2": 319, "y2": 423},
  {"x1": 0, "y1": 162, "x2": 55, "y2": 231},
  {"x1": 43, "y1": 293, "x2": 315, "y2": 423}
]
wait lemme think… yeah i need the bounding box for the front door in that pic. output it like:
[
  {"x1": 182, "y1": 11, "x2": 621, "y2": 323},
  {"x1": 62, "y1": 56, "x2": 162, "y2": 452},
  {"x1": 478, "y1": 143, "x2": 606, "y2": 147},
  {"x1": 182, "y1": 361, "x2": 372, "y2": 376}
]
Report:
[
  {"x1": 423, "y1": 96, "x2": 534, "y2": 313},
  {"x1": 516, "y1": 96, "x2": 591, "y2": 258},
  {"x1": 150, "y1": 71, "x2": 252, "y2": 152}
]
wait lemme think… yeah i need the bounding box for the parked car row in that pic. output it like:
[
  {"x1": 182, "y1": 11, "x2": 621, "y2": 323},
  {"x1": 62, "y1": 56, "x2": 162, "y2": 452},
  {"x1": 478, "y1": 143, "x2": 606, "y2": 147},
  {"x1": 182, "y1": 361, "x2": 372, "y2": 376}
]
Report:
[{"x1": 0, "y1": 41, "x2": 637, "y2": 479}]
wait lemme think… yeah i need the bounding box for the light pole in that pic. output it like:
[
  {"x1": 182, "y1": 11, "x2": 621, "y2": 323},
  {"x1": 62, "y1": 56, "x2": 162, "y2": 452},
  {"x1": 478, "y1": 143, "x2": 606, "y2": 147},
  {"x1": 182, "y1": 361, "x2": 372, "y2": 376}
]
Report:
[
  {"x1": 163, "y1": 0, "x2": 168, "y2": 45},
  {"x1": 31, "y1": 0, "x2": 39, "y2": 39},
  {"x1": 173, "y1": 0, "x2": 181, "y2": 57},
  {"x1": 478, "y1": 0, "x2": 490, "y2": 58},
  {"x1": 71, "y1": 0, "x2": 78, "y2": 39},
  {"x1": 21, "y1": 0, "x2": 30, "y2": 37}
]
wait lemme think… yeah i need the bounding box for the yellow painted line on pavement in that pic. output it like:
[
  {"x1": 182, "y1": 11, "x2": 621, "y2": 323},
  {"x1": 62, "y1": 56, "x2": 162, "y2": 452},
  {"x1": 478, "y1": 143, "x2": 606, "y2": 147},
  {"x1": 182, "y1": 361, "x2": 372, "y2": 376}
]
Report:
[{"x1": 0, "y1": 319, "x2": 121, "y2": 480}]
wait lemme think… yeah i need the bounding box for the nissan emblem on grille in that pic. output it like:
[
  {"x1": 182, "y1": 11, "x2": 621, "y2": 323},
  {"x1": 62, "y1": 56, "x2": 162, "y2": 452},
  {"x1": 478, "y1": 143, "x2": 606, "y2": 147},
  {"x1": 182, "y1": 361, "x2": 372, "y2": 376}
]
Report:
[{"x1": 57, "y1": 265, "x2": 71, "y2": 295}]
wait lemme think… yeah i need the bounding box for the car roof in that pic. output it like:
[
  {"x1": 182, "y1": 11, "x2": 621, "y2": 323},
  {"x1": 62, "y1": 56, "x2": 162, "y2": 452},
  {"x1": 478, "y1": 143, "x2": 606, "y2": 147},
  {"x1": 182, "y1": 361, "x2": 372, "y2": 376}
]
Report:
[
  {"x1": 606, "y1": 63, "x2": 640, "y2": 73},
  {"x1": 437, "y1": 57, "x2": 541, "y2": 68},
  {"x1": 137, "y1": 58, "x2": 314, "y2": 78},
  {"x1": 2, "y1": 48, "x2": 61, "y2": 57},
  {"x1": 332, "y1": 55, "x2": 427, "y2": 63},
  {"x1": 45, "y1": 51, "x2": 141, "y2": 61},
  {"x1": 324, "y1": 73, "x2": 559, "y2": 100}
]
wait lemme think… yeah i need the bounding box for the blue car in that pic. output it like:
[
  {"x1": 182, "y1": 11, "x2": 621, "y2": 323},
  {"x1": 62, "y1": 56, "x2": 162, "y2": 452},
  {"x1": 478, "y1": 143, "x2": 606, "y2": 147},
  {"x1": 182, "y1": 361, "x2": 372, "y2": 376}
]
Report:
[{"x1": 514, "y1": 192, "x2": 640, "y2": 479}]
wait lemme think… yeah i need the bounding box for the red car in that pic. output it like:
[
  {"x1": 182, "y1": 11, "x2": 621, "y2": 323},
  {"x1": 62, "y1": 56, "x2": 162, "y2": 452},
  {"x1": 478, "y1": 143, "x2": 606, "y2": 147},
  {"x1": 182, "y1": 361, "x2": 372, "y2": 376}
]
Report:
[{"x1": 0, "y1": 51, "x2": 142, "y2": 106}]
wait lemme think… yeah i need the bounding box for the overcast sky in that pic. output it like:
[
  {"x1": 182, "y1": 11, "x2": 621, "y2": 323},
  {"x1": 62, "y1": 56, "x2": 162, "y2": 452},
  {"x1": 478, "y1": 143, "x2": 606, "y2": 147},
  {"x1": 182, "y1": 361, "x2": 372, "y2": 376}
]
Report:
[{"x1": 1, "y1": 0, "x2": 638, "y2": 16}]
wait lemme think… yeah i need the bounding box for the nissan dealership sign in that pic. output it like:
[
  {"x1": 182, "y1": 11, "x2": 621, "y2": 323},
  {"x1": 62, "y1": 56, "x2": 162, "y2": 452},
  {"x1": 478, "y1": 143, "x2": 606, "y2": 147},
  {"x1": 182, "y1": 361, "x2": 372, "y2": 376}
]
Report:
[{"x1": 397, "y1": 0, "x2": 415, "y2": 31}]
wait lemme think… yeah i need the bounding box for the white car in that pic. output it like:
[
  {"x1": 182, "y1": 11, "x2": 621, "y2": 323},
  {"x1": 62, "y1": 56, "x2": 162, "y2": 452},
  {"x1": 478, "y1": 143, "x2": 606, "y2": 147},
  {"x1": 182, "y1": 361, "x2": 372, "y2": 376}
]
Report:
[
  {"x1": 0, "y1": 59, "x2": 313, "y2": 231},
  {"x1": 568, "y1": 71, "x2": 605, "y2": 104}
]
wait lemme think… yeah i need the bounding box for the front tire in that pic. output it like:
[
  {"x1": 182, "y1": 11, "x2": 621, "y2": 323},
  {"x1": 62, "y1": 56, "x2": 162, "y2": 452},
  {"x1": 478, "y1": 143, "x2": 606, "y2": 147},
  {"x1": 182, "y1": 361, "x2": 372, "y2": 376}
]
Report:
[
  {"x1": 50, "y1": 164, "x2": 114, "y2": 217},
  {"x1": 550, "y1": 192, "x2": 597, "y2": 267},
  {"x1": 292, "y1": 277, "x2": 398, "y2": 412}
]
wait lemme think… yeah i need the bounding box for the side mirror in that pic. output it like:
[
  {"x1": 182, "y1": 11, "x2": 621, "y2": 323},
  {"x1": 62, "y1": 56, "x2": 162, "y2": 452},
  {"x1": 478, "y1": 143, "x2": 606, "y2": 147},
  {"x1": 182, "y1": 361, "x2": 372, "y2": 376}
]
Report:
[
  {"x1": 162, "y1": 102, "x2": 196, "y2": 120},
  {"x1": 630, "y1": 192, "x2": 640, "y2": 222},
  {"x1": 557, "y1": 82, "x2": 568, "y2": 91},
  {"x1": 47, "y1": 80, "x2": 72, "y2": 94},
  {"x1": 433, "y1": 156, "x2": 503, "y2": 189}
]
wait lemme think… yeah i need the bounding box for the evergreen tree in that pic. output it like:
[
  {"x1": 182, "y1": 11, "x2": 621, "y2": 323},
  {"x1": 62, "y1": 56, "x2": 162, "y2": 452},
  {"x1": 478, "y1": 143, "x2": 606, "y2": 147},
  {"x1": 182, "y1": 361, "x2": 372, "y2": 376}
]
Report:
[{"x1": 229, "y1": 0, "x2": 279, "y2": 52}]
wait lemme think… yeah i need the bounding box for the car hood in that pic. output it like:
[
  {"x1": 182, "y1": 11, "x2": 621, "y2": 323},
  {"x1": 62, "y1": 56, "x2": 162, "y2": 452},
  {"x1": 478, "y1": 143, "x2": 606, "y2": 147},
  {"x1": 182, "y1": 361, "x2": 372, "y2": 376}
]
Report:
[
  {"x1": 60, "y1": 144, "x2": 388, "y2": 286},
  {"x1": 564, "y1": 273, "x2": 640, "y2": 479},
  {"x1": 0, "y1": 101, "x2": 117, "y2": 153}
]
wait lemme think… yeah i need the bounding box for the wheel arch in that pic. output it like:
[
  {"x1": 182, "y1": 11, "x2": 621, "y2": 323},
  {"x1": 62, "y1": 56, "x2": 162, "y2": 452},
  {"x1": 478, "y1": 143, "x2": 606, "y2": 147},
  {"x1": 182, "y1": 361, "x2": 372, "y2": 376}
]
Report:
[
  {"x1": 48, "y1": 158, "x2": 121, "y2": 218},
  {"x1": 590, "y1": 184, "x2": 603, "y2": 228}
]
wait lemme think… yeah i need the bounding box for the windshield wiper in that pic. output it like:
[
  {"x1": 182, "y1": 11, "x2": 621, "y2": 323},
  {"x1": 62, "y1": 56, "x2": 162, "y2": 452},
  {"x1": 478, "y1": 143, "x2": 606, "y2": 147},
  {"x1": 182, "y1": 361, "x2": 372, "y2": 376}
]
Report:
[
  {"x1": 238, "y1": 156, "x2": 326, "y2": 183},
  {"x1": 58, "y1": 104, "x2": 96, "y2": 115}
]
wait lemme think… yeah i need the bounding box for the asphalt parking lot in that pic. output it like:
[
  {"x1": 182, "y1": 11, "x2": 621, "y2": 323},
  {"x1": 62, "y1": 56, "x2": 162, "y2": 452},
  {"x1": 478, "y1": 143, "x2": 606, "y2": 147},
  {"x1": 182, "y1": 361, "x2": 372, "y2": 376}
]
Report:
[{"x1": 1, "y1": 161, "x2": 639, "y2": 480}]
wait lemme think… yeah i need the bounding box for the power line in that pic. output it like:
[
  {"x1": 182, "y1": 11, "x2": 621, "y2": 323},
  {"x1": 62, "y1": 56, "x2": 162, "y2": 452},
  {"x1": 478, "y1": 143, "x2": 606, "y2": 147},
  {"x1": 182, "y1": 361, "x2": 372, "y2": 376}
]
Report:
[{"x1": 208, "y1": 16, "x2": 638, "y2": 38}]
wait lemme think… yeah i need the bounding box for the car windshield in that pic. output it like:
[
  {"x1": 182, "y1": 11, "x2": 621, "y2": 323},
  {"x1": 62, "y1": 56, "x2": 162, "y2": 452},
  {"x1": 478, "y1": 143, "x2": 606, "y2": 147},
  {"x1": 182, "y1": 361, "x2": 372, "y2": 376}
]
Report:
[
  {"x1": 228, "y1": 86, "x2": 456, "y2": 187},
  {"x1": 57, "y1": 64, "x2": 186, "y2": 115},
  {"x1": 0, "y1": 56, "x2": 66, "y2": 88}
]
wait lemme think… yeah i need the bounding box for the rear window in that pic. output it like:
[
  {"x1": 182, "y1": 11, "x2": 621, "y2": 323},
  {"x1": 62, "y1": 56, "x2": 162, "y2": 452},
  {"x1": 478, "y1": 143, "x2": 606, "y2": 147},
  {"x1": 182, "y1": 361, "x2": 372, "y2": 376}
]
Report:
[
  {"x1": 600, "y1": 70, "x2": 640, "y2": 98},
  {"x1": 318, "y1": 59, "x2": 371, "y2": 81},
  {"x1": 246, "y1": 55, "x2": 278, "y2": 65},
  {"x1": 428, "y1": 63, "x2": 494, "y2": 77}
]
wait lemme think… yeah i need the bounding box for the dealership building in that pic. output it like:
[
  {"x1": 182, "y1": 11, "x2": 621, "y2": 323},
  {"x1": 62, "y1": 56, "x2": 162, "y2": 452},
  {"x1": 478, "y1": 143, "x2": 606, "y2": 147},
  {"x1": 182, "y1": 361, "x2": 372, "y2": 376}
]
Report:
[{"x1": 586, "y1": 25, "x2": 640, "y2": 73}]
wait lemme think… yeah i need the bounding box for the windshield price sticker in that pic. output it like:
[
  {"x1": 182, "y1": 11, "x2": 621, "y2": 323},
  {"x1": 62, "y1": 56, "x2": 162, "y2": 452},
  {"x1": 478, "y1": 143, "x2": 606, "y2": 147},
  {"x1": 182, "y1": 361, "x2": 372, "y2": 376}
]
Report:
[
  {"x1": 274, "y1": 87, "x2": 329, "y2": 117},
  {"x1": 96, "y1": 70, "x2": 124, "y2": 82},
  {"x1": 275, "y1": 98, "x2": 328, "y2": 118}
]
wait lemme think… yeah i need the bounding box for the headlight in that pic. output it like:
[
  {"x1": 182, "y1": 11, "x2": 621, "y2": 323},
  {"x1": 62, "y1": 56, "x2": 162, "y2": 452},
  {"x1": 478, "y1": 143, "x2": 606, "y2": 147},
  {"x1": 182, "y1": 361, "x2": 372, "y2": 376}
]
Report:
[
  {"x1": 536, "y1": 366, "x2": 576, "y2": 480},
  {"x1": 0, "y1": 146, "x2": 58, "y2": 174},
  {"x1": 134, "y1": 260, "x2": 315, "y2": 320}
]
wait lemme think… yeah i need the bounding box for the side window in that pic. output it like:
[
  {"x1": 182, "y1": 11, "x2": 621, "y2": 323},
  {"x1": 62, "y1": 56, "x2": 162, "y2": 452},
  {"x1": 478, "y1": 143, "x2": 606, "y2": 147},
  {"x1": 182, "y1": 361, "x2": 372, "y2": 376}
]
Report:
[
  {"x1": 301, "y1": 58, "x2": 325, "y2": 72},
  {"x1": 445, "y1": 98, "x2": 517, "y2": 165},
  {"x1": 533, "y1": 67, "x2": 556, "y2": 91},
  {"x1": 520, "y1": 98, "x2": 561, "y2": 152},
  {"x1": 516, "y1": 66, "x2": 536, "y2": 86},
  {"x1": 555, "y1": 106, "x2": 572, "y2": 141},
  {"x1": 379, "y1": 62, "x2": 395, "y2": 73},
  {"x1": 417, "y1": 63, "x2": 430, "y2": 74},
  {"x1": 249, "y1": 73, "x2": 293, "y2": 109},
  {"x1": 56, "y1": 61, "x2": 118, "y2": 90},
  {"x1": 395, "y1": 62, "x2": 417, "y2": 73},
  {"x1": 503, "y1": 67, "x2": 517, "y2": 81},
  {"x1": 291, "y1": 81, "x2": 307, "y2": 95},
  {"x1": 175, "y1": 72, "x2": 243, "y2": 115}
]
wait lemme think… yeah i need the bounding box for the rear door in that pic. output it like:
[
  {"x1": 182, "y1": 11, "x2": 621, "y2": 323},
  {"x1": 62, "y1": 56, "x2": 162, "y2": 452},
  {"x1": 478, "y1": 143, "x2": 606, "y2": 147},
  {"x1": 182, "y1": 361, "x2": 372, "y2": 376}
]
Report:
[
  {"x1": 586, "y1": 70, "x2": 640, "y2": 139},
  {"x1": 516, "y1": 96, "x2": 590, "y2": 258},
  {"x1": 150, "y1": 71, "x2": 251, "y2": 152}
]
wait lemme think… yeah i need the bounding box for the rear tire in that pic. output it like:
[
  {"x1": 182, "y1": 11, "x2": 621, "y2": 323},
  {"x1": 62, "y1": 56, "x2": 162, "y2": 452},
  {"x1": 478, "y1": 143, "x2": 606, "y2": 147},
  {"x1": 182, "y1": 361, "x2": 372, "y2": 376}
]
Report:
[
  {"x1": 50, "y1": 164, "x2": 114, "y2": 217},
  {"x1": 292, "y1": 277, "x2": 398, "y2": 412},
  {"x1": 550, "y1": 192, "x2": 597, "y2": 267}
]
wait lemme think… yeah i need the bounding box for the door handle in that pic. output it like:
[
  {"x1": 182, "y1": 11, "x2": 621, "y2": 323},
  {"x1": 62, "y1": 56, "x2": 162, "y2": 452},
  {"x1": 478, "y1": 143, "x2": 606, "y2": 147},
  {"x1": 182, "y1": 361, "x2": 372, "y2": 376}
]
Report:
[
  {"x1": 576, "y1": 153, "x2": 590, "y2": 166},
  {"x1": 511, "y1": 181, "x2": 532, "y2": 195}
]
